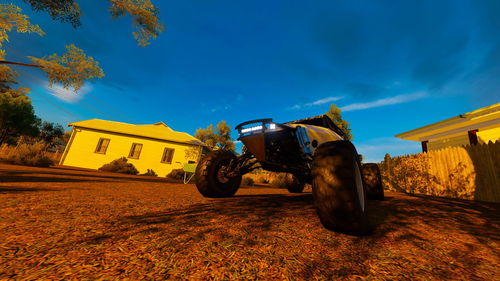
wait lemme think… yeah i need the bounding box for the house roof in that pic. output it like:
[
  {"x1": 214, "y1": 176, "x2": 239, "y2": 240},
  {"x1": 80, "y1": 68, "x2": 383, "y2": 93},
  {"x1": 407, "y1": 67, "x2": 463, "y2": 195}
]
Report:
[
  {"x1": 69, "y1": 119, "x2": 204, "y2": 146},
  {"x1": 396, "y1": 103, "x2": 500, "y2": 141}
]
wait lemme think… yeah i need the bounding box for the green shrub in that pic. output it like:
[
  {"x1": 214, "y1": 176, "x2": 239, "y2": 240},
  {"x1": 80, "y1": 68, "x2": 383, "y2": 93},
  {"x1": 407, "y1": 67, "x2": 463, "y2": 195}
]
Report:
[
  {"x1": 8, "y1": 143, "x2": 54, "y2": 167},
  {"x1": 242, "y1": 176, "x2": 255, "y2": 186},
  {"x1": 269, "y1": 173, "x2": 295, "y2": 189},
  {"x1": 98, "y1": 157, "x2": 139, "y2": 175},
  {"x1": 141, "y1": 169, "x2": 158, "y2": 176}
]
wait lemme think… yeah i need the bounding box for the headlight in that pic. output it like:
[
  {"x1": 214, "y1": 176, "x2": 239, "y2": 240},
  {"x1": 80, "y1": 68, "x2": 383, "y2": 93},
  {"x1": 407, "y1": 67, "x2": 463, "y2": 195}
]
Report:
[
  {"x1": 237, "y1": 119, "x2": 281, "y2": 136},
  {"x1": 240, "y1": 125, "x2": 263, "y2": 134}
]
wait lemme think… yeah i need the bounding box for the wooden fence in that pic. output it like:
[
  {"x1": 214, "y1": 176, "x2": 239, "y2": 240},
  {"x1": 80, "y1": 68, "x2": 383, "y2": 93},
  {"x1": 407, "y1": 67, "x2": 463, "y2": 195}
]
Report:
[{"x1": 380, "y1": 141, "x2": 499, "y2": 203}]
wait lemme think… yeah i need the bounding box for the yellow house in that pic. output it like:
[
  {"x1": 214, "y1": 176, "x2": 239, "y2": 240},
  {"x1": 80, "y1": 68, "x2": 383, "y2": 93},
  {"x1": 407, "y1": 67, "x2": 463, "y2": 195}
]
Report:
[
  {"x1": 60, "y1": 119, "x2": 204, "y2": 176},
  {"x1": 396, "y1": 103, "x2": 500, "y2": 152}
]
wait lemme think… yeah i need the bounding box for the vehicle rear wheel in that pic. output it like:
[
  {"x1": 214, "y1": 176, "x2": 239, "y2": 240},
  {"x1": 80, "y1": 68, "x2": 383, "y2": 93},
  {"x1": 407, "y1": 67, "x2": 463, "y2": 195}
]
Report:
[
  {"x1": 362, "y1": 163, "x2": 384, "y2": 200},
  {"x1": 312, "y1": 141, "x2": 370, "y2": 235},
  {"x1": 287, "y1": 175, "x2": 306, "y2": 193},
  {"x1": 195, "y1": 150, "x2": 242, "y2": 198}
]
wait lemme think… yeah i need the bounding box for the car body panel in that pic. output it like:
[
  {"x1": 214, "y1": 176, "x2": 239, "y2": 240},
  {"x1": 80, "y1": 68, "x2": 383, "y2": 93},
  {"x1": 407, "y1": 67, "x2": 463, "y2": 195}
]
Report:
[{"x1": 288, "y1": 124, "x2": 343, "y2": 155}]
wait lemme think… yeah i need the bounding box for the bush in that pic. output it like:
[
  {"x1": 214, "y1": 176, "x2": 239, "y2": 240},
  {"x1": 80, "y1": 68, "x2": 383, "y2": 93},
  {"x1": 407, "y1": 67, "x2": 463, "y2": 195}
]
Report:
[
  {"x1": 98, "y1": 157, "x2": 139, "y2": 175},
  {"x1": 269, "y1": 173, "x2": 295, "y2": 189},
  {"x1": 166, "y1": 169, "x2": 184, "y2": 180},
  {"x1": 242, "y1": 176, "x2": 255, "y2": 186},
  {"x1": 256, "y1": 174, "x2": 270, "y2": 184},
  {"x1": 261, "y1": 176, "x2": 270, "y2": 184},
  {"x1": 141, "y1": 169, "x2": 158, "y2": 176},
  {"x1": 242, "y1": 174, "x2": 271, "y2": 185},
  {"x1": 244, "y1": 169, "x2": 271, "y2": 185},
  {"x1": 7, "y1": 143, "x2": 54, "y2": 167},
  {"x1": 380, "y1": 147, "x2": 477, "y2": 200}
]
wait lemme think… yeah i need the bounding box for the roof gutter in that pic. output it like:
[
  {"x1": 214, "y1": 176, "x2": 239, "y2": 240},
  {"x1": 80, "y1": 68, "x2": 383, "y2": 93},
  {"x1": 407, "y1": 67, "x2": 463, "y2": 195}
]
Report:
[
  {"x1": 70, "y1": 125, "x2": 205, "y2": 147},
  {"x1": 395, "y1": 103, "x2": 499, "y2": 141}
]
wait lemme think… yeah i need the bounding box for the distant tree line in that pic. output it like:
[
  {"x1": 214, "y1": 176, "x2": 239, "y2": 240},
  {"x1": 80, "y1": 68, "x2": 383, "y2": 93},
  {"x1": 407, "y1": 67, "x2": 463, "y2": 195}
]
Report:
[{"x1": 0, "y1": 90, "x2": 68, "y2": 150}]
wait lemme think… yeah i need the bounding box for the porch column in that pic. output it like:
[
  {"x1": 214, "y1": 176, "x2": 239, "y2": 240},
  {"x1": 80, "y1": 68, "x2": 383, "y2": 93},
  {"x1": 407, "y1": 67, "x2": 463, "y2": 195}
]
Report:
[
  {"x1": 468, "y1": 130, "x2": 479, "y2": 146},
  {"x1": 421, "y1": 140, "x2": 428, "y2": 152}
]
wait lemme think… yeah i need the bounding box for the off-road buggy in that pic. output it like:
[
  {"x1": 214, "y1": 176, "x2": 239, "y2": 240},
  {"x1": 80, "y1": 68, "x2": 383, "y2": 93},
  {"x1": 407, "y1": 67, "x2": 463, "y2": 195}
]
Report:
[{"x1": 195, "y1": 115, "x2": 384, "y2": 235}]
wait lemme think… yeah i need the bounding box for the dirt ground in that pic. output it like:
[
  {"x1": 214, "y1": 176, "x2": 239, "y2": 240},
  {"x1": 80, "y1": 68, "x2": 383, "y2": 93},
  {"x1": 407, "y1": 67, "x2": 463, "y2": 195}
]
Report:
[{"x1": 0, "y1": 163, "x2": 498, "y2": 280}]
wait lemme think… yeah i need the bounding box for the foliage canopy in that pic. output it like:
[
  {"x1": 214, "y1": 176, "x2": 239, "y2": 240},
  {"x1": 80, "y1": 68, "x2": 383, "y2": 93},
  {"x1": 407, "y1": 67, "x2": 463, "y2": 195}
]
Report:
[
  {"x1": 29, "y1": 44, "x2": 104, "y2": 91},
  {"x1": 0, "y1": 4, "x2": 44, "y2": 47},
  {"x1": 0, "y1": 0, "x2": 163, "y2": 94},
  {"x1": 21, "y1": 0, "x2": 164, "y2": 46},
  {"x1": 0, "y1": 91, "x2": 39, "y2": 145},
  {"x1": 108, "y1": 0, "x2": 164, "y2": 47},
  {"x1": 195, "y1": 120, "x2": 235, "y2": 151},
  {"x1": 22, "y1": 0, "x2": 81, "y2": 27},
  {"x1": 326, "y1": 104, "x2": 353, "y2": 141}
]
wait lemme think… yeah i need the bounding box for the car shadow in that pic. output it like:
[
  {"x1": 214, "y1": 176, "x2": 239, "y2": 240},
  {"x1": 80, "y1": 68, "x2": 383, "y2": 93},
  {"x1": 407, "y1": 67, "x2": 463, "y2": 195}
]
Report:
[
  {"x1": 72, "y1": 191, "x2": 500, "y2": 279},
  {"x1": 0, "y1": 169, "x2": 179, "y2": 184},
  {"x1": 115, "y1": 193, "x2": 394, "y2": 239},
  {"x1": 0, "y1": 174, "x2": 109, "y2": 183},
  {"x1": 0, "y1": 185, "x2": 62, "y2": 193}
]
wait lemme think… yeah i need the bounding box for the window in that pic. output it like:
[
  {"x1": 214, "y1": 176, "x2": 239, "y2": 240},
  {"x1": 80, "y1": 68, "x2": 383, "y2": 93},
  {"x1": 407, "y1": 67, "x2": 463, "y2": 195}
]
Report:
[
  {"x1": 128, "y1": 143, "x2": 143, "y2": 159},
  {"x1": 95, "y1": 138, "x2": 110, "y2": 154},
  {"x1": 161, "y1": 148, "x2": 175, "y2": 164}
]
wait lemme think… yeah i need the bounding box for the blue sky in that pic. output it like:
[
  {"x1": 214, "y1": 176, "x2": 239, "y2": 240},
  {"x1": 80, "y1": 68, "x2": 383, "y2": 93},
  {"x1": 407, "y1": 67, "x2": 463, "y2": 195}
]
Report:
[{"x1": 7, "y1": 0, "x2": 500, "y2": 162}]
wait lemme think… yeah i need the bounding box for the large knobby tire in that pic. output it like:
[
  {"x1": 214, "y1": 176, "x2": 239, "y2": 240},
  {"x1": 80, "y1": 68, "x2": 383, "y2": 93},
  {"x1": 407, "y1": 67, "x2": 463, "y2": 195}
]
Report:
[
  {"x1": 287, "y1": 175, "x2": 306, "y2": 193},
  {"x1": 312, "y1": 141, "x2": 370, "y2": 235},
  {"x1": 195, "y1": 150, "x2": 242, "y2": 198},
  {"x1": 362, "y1": 163, "x2": 384, "y2": 200}
]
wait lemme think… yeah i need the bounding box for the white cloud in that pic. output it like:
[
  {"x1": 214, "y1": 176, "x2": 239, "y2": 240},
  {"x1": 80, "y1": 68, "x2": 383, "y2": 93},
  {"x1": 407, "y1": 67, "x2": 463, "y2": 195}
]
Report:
[
  {"x1": 203, "y1": 94, "x2": 240, "y2": 113},
  {"x1": 341, "y1": 92, "x2": 427, "y2": 112},
  {"x1": 46, "y1": 83, "x2": 92, "y2": 103},
  {"x1": 209, "y1": 104, "x2": 232, "y2": 113},
  {"x1": 290, "y1": 96, "x2": 344, "y2": 110},
  {"x1": 308, "y1": 96, "x2": 344, "y2": 106}
]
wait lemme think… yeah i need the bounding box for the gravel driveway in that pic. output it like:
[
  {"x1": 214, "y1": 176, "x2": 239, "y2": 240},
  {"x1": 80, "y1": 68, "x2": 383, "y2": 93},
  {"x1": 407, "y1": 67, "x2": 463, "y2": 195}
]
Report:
[{"x1": 0, "y1": 163, "x2": 498, "y2": 280}]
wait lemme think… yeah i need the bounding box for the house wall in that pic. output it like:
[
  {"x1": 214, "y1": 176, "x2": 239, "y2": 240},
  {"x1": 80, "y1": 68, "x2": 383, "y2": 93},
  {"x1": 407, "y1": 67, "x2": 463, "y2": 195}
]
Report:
[
  {"x1": 61, "y1": 127, "x2": 199, "y2": 176},
  {"x1": 477, "y1": 126, "x2": 500, "y2": 144}
]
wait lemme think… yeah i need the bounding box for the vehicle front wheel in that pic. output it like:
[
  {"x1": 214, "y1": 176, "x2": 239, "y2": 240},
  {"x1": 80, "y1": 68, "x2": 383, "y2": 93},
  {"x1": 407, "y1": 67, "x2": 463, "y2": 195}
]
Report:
[
  {"x1": 312, "y1": 141, "x2": 370, "y2": 235},
  {"x1": 195, "y1": 150, "x2": 242, "y2": 198}
]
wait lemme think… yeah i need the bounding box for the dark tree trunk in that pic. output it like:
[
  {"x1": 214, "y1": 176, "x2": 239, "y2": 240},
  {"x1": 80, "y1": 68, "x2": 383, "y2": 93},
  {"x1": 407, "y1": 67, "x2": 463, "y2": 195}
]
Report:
[
  {"x1": 0, "y1": 127, "x2": 10, "y2": 146},
  {"x1": 0, "y1": 60, "x2": 43, "y2": 68}
]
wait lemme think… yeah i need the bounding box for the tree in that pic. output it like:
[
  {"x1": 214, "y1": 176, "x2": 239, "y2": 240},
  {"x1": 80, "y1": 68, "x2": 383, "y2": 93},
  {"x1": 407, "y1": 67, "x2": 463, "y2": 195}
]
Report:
[
  {"x1": 0, "y1": 1, "x2": 163, "y2": 94},
  {"x1": 38, "y1": 121, "x2": 64, "y2": 144},
  {"x1": 22, "y1": 0, "x2": 82, "y2": 27},
  {"x1": 22, "y1": 0, "x2": 164, "y2": 46},
  {"x1": 184, "y1": 146, "x2": 200, "y2": 162},
  {"x1": 215, "y1": 120, "x2": 235, "y2": 151},
  {"x1": 326, "y1": 104, "x2": 353, "y2": 141},
  {"x1": 195, "y1": 124, "x2": 216, "y2": 149},
  {"x1": 62, "y1": 130, "x2": 71, "y2": 143},
  {"x1": 0, "y1": 4, "x2": 104, "y2": 93},
  {"x1": 28, "y1": 44, "x2": 104, "y2": 91},
  {"x1": 0, "y1": 91, "x2": 39, "y2": 146},
  {"x1": 195, "y1": 120, "x2": 235, "y2": 151}
]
